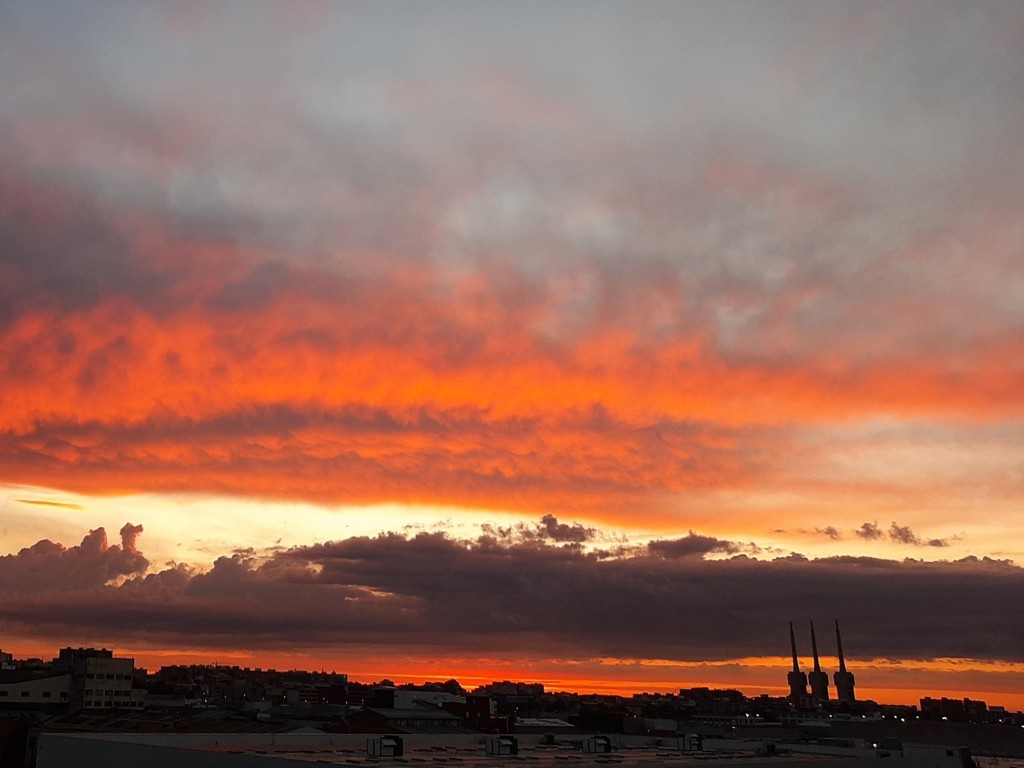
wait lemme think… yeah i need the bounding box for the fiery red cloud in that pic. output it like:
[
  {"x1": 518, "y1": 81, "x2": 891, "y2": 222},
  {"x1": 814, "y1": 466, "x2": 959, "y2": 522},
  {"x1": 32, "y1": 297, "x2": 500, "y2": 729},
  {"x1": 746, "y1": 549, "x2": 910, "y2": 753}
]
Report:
[{"x1": 2, "y1": 158, "x2": 1021, "y2": 518}]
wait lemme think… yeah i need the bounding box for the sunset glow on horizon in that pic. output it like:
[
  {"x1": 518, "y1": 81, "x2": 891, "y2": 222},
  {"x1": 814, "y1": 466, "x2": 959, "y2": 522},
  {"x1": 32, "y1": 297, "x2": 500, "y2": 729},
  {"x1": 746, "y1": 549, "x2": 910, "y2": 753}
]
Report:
[{"x1": 2, "y1": 0, "x2": 1024, "y2": 710}]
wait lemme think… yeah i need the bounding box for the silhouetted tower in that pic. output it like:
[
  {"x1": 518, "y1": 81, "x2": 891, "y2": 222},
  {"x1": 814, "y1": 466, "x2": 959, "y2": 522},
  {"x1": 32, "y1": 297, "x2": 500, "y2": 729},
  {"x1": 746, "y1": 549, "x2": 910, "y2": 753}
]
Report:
[
  {"x1": 833, "y1": 619, "x2": 856, "y2": 703},
  {"x1": 807, "y1": 621, "x2": 830, "y2": 701},
  {"x1": 787, "y1": 621, "x2": 808, "y2": 700}
]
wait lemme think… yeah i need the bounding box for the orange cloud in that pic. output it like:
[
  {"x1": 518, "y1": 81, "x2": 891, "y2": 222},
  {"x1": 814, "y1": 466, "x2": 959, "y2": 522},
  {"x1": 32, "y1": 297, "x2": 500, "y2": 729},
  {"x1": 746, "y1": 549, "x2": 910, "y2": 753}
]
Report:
[{"x1": 1, "y1": 262, "x2": 1021, "y2": 520}]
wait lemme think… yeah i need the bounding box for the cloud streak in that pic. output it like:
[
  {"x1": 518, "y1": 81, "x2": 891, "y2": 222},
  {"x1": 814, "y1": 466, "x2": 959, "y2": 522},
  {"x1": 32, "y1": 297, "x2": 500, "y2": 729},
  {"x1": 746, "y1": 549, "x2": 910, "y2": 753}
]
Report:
[{"x1": 0, "y1": 152, "x2": 1021, "y2": 523}]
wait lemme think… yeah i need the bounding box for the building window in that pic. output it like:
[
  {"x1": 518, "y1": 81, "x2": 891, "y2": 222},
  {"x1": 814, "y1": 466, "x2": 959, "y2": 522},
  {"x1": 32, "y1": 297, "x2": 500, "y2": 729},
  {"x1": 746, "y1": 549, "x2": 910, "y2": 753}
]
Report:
[
  {"x1": 0, "y1": 691, "x2": 8, "y2": 697},
  {"x1": 21, "y1": 691, "x2": 29, "y2": 697},
  {"x1": 42, "y1": 692, "x2": 51, "y2": 698}
]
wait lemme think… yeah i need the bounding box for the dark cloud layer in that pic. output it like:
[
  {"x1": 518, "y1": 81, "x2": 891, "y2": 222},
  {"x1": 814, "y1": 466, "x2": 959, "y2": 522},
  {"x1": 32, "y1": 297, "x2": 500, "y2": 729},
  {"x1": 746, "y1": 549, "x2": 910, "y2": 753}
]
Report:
[{"x1": 3, "y1": 523, "x2": 1022, "y2": 664}]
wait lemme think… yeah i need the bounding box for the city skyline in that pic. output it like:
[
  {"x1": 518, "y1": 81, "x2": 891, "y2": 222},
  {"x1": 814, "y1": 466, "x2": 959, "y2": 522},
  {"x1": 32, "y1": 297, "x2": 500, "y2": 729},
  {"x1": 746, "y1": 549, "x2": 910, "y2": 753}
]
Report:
[
  {"x1": 1, "y1": 634, "x2": 1020, "y2": 718},
  {"x1": 2, "y1": 1, "x2": 1024, "y2": 710},
  {"x1": 2, "y1": 636, "x2": 1022, "y2": 725}
]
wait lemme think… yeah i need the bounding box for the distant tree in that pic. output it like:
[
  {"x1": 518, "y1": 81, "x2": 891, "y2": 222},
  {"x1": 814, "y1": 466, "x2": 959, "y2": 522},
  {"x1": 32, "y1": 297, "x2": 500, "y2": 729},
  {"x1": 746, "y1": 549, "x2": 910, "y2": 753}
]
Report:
[{"x1": 441, "y1": 679, "x2": 466, "y2": 696}]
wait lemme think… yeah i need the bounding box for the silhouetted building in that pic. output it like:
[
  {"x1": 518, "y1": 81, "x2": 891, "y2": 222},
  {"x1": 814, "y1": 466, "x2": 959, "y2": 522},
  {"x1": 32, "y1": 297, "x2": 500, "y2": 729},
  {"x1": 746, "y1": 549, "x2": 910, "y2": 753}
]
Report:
[
  {"x1": 0, "y1": 670, "x2": 71, "y2": 709},
  {"x1": 0, "y1": 648, "x2": 143, "y2": 713},
  {"x1": 53, "y1": 647, "x2": 143, "y2": 711},
  {"x1": 832, "y1": 620, "x2": 856, "y2": 703},
  {"x1": 786, "y1": 622, "x2": 807, "y2": 700},
  {"x1": 348, "y1": 705, "x2": 464, "y2": 733},
  {"x1": 807, "y1": 621, "x2": 830, "y2": 701},
  {"x1": 920, "y1": 696, "x2": 994, "y2": 724}
]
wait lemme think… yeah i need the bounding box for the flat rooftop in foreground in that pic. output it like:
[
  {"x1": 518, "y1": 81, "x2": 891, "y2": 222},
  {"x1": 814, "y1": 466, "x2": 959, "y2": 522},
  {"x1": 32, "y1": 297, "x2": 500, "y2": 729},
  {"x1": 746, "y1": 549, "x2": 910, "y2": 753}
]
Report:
[
  {"x1": 191, "y1": 742, "x2": 837, "y2": 766},
  {"x1": 35, "y1": 733, "x2": 975, "y2": 768}
]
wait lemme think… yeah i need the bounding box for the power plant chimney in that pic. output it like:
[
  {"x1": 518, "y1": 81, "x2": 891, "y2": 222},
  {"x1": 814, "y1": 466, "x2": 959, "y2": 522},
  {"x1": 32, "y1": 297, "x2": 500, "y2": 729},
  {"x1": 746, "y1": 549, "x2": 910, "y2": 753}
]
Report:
[
  {"x1": 807, "y1": 621, "x2": 830, "y2": 701},
  {"x1": 833, "y1": 619, "x2": 856, "y2": 703},
  {"x1": 787, "y1": 621, "x2": 808, "y2": 701}
]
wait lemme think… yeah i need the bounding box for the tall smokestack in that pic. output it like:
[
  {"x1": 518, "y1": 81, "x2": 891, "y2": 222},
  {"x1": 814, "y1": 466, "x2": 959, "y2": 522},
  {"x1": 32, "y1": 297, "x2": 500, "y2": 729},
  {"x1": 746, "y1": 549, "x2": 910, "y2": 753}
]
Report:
[
  {"x1": 836, "y1": 618, "x2": 847, "y2": 673},
  {"x1": 790, "y1": 621, "x2": 800, "y2": 672},
  {"x1": 787, "y1": 621, "x2": 808, "y2": 701},
  {"x1": 833, "y1": 619, "x2": 856, "y2": 703},
  {"x1": 811, "y1": 621, "x2": 821, "y2": 672},
  {"x1": 808, "y1": 621, "x2": 830, "y2": 701}
]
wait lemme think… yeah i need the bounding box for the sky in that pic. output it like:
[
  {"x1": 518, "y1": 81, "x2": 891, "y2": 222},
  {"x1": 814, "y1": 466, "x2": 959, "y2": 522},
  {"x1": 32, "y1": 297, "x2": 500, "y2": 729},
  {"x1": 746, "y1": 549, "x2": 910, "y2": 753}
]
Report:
[{"x1": 1, "y1": 0, "x2": 1023, "y2": 707}]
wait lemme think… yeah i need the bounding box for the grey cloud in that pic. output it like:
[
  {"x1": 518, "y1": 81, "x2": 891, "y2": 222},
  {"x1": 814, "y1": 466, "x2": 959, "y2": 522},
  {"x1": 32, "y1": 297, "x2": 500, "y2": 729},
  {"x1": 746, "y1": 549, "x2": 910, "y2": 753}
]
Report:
[
  {"x1": 0, "y1": 149, "x2": 170, "y2": 318},
  {"x1": 0, "y1": 524, "x2": 148, "y2": 593},
  {"x1": 119, "y1": 523, "x2": 144, "y2": 554},
  {"x1": 882, "y1": 522, "x2": 950, "y2": 548},
  {"x1": 647, "y1": 532, "x2": 741, "y2": 559},
  {"x1": 852, "y1": 521, "x2": 950, "y2": 548},
  {"x1": 816, "y1": 526, "x2": 842, "y2": 540},
  {"x1": 538, "y1": 514, "x2": 595, "y2": 543},
  {"x1": 476, "y1": 514, "x2": 597, "y2": 547},
  {"x1": 2, "y1": 0, "x2": 1022, "y2": 366},
  {"x1": 856, "y1": 522, "x2": 884, "y2": 540},
  {"x1": 3, "y1": 89, "x2": 1023, "y2": 406},
  {"x1": 888, "y1": 523, "x2": 920, "y2": 545}
]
